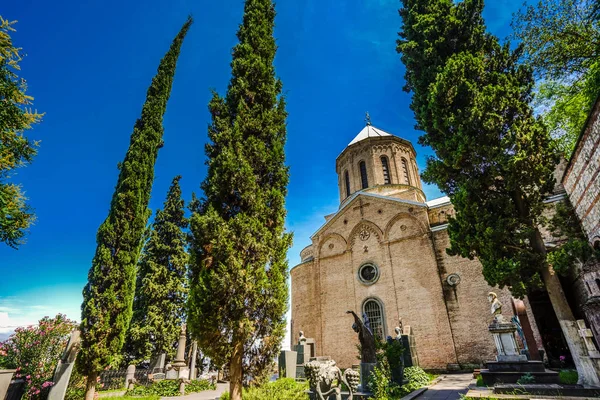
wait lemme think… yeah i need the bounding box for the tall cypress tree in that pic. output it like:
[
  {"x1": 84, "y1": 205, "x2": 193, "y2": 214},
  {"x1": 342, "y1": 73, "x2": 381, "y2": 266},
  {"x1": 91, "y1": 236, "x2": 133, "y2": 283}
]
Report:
[
  {"x1": 187, "y1": 1, "x2": 291, "y2": 398},
  {"x1": 397, "y1": 0, "x2": 599, "y2": 384},
  {"x1": 127, "y1": 175, "x2": 189, "y2": 363},
  {"x1": 78, "y1": 18, "x2": 192, "y2": 399}
]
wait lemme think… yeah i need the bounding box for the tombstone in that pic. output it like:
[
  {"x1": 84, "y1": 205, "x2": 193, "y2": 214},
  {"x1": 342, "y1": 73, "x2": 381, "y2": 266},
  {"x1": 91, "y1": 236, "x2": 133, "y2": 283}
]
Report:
[
  {"x1": 577, "y1": 319, "x2": 600, "y2": 358},
  {"x1": 149, "y1": 353, "x2": 166, "y2": 373},
  {"x1": 172, "y1": 325, "x2": 187, "y2": 368},
  {"x1": 178, "y1": 367, "x2": 190, "y2": 380},
  {"x1": 399, "y1": 325, "x2": 419, "y2": 367},
  {"x1": 125, "y1": 365, "x2": 136, "y2": 390},
  {"x1": 278, "y1": 350, "x2": 297, "y2": 379},
  {"x1": 166, "y1": 368, "x2": 179, "y2": 380},
  {"x1": 47, "y1": 330, "x2": 81, "y2": 400}
]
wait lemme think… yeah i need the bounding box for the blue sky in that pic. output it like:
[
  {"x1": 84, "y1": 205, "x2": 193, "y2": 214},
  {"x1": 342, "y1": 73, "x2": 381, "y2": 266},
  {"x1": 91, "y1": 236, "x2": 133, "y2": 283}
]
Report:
[{"x1": 0, "y1": 0, "x2": 524, "y2": 340}]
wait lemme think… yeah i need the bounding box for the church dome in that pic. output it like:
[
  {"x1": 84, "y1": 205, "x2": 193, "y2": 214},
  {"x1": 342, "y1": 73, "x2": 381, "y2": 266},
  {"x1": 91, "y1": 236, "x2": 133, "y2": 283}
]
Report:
[{"x1": 336, "y1": 123, "x2": 425, "y2": 205}]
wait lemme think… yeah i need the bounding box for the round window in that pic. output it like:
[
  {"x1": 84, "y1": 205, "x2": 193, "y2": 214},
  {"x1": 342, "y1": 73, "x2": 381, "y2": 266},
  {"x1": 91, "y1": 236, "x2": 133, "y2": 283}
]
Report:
[{"x1": 358, "y1": 263, "x2": 379, "y2": 285}]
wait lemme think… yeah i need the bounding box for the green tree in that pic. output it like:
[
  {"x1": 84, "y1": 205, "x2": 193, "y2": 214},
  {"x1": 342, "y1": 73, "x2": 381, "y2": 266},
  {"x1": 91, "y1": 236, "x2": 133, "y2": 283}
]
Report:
[
  {"x1": 512, "y1": 0, "x2": 600, "y2": 154},
  {"x1": 127, "y1": 175, "x2": 189, "y2": 363},
  {"x1": 397, "y1": 0, "x2": 600, "y2": 385},
  {"x1": 0, "y1": 16, "x2": 43, "y2": 248},
  {"x1": 77, "y1": 18, "x2": 192, "y2": 400},
  {"x1": 187, "y1": 1, "x2": 291, "y2": 398}
]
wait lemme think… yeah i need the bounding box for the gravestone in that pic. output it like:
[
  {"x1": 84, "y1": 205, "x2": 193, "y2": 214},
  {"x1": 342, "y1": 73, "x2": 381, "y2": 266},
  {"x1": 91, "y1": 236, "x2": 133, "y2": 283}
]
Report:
[
  {"x1": 149, "y1": 353, "x2": 166, "y2": 373},
  {"x1": 278, "y1": 350, "x2": 297, "y2": 379},
  {"x1": 400, "y1": 325, "x2": 419, "y2": 367},
  {"x1": 0, "y1": 369, "x2": 16, "y2": 400},
  {"x1": 577, "y1": 319, "x2": 600, "y2": 358},
  {"x1": 47, "y1": 330, "x2": 81, "y2": 400},
  {"x1": 166, "y1": 368, "x2": 178, "y2": 380}
]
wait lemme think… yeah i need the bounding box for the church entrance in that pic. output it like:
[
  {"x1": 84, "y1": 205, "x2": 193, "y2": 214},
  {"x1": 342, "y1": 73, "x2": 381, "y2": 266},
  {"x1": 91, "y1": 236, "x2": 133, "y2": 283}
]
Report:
[{"x1": 527, "y1": 289, "x2": 574, "y2": 368}]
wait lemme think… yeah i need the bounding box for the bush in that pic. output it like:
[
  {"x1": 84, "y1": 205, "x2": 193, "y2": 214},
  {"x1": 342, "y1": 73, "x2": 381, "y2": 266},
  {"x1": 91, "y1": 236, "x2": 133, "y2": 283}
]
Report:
[
  {"x1": 516, "y1": 373, "x2": 536, "y2": 384},
  {"x1": 0, "y1": 314, "x2": 76, "y2": 400},
  {"x1": 126, "y1": 378, "x2": 216, "y2": 397},
  {"x1": 399, "y1": 367, "x2": 432, "y2": 396},
  {"x1": 220, "y1": 378, "x2": 308, "y2": 400},
  {"x1": 476, "y1": 375, "x2": 485, "y2": 387},
  {"x1": 559, "y1": 369, "x2": 578, "y2": 385},
  {"x1": 370, "y1": 359, "x2": 402, "y2": 400}
]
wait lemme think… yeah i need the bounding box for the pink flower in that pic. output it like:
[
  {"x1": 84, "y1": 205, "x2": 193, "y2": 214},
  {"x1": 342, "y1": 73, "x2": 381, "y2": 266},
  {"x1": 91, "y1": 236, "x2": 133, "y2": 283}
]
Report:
[
  {"x1": 42, "y1": 381, "x2": 54, "y2": 388},
  {"x1": 26, "y1": 375, "x2": 31, "y2": 380},
  {"x1": 560, "y1": 355, "x2": 566, "y2": 361}
]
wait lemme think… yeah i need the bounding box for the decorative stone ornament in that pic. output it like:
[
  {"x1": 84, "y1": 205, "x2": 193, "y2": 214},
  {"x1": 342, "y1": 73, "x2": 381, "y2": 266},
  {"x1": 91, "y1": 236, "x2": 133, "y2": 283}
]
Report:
[
  {"x1": 305, "y1": 360, "x2": 360, "y2": 400},
  {"x1": 446, "y1": 273, "x2": 461, "y2": 286},
  {"x1": 359, "y1": 228, "x2": 370, "y2": 241}
]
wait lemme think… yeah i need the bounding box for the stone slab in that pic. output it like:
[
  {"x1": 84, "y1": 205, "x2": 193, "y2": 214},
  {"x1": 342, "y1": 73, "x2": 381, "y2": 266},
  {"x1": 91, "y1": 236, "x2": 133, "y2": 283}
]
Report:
[
  {"x1": 497, "y1": 355, "x2": 527, "y2": 362},
  {"x1": 494, "y1": 383, "x2": 600, "y2": 398},
  {"x1": 486, "y1": 361, "x2": 545, "y2": 373},
  {"x1": 0, "y1": 370, "x2": 16, "y2": 400},
  {"x1": 479, "y1": 369, "x2": 559, "y2": 385}
]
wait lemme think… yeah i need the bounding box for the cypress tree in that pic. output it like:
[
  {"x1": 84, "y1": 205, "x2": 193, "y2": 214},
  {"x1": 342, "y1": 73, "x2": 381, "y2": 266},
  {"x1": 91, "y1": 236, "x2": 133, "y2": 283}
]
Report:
[
  {"x1": 397, "y1": 0, "x2": 600, "y2": 385},
  {"x1": 187, "y1": 1, "x2": 291, "y2": 398},
  {"x1": 127, "y1": 175, "x2": 189, "y2": 363},
  {"x1": 78, "y1": 18, "x2": 192, "y2": 399}
]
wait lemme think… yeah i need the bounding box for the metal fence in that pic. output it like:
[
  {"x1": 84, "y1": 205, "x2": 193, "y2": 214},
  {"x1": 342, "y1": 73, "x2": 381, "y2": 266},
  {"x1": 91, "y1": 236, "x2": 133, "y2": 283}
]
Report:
[
  {"x1": 134, "y1": 369, "x2": 151, "y2": 386},
  {"x1": 99, "y1": 370, "x2": 127, "y2": 391}
]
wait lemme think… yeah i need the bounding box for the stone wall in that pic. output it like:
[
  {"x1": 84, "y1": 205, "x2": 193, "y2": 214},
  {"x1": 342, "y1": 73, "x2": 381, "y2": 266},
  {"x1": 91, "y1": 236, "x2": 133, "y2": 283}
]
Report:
[{"x1": 562, "y1": 97, "x2": 600, "y2": 246}]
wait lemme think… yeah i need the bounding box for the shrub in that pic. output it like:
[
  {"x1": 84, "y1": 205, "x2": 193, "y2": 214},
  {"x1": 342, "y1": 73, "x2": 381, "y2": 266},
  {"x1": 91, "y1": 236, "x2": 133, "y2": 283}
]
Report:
[
  {"x1": 64, "y1": 363, "x2": 87, "y2": 400},
  {"x1": 399, "y1": 367, "x2": 432, "y2": 396},
  {"x1": 516, "y1": 373, "x2": 536, "y2": 384},
  {"x1": 126, "y1": 378, "x2": 216, "y2": 397},
  {"x1": 559, "y1": 369, "x2": 578, "y2": 385},
  {"x1": 369, "y1": 359, "x2": 402, "y2": 400},
  {"x1": 220, "y1": 378, "x2": 308, "y2": 400},
  {"x1": 476, "y1": 375, "x2": 484, "y2": 387},
  {"x1": 0, "y1": 314, "x2": 76, "y2": 400}
]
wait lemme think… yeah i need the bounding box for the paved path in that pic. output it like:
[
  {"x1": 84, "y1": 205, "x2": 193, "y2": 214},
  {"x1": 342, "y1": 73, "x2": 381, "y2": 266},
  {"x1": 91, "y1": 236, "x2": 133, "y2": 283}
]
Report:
[
  {"x1": 162, "y1": 382, "x2": 229, "y2": 400},
  {"x1": 417, "y1": 373, "x2": 473, "y2": 400}
]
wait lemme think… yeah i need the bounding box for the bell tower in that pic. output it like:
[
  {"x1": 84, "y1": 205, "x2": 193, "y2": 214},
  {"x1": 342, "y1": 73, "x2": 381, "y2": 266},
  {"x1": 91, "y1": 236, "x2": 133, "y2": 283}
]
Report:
[{"x1": 335, "y1": 121, "x2": 425, "y2": 205}]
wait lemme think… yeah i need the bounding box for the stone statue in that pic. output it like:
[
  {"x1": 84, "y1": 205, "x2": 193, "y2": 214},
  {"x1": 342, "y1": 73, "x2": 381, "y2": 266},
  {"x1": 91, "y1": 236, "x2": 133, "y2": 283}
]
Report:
[
  {"x1": 488, "y1": 292, "x2": 503, "y2": 322},
  {"x1": 346, "y1": 310, "x2": 377, "y2": 364},
  {"x1": 394, "y1": 326, "x2": 402, "y2": 340},
  {"x1": 305, "y1": 360, "x2": 360, "y2": 400},
  {"x1": 298, "y1": 330, "x2": 307, "y2": 345}
]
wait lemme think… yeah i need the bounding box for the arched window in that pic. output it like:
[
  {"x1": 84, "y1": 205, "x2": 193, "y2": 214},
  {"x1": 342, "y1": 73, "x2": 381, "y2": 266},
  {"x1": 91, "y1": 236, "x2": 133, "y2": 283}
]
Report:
[
  {"x1": 359, "y1": 161, "x2": 368, "y2": 189},
  {"x1": 381, "y1": 156, "x2": 391, "y2": 184},
  {"x1": 344, "y1": 170, "x2": 351, "y2": 198},
  {"x1": 363, "y1": 298, "x2": 385, "y2": 340},
  {"x1": 401, "y1": 158, "x2": 411, "y2": 185}
]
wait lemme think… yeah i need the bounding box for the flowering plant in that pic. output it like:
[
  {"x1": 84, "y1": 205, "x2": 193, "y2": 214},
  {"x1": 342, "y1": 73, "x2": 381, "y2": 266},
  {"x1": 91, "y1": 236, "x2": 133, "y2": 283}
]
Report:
[{"x1": 0, "y1": 314, "x2": 76, "y2": 399}]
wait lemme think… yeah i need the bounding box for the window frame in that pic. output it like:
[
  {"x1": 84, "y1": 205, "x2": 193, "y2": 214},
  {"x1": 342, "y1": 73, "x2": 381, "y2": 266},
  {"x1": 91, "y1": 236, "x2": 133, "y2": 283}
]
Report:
[{"x1": 359, "y1": 160, "x2": 369, "y2": 189}]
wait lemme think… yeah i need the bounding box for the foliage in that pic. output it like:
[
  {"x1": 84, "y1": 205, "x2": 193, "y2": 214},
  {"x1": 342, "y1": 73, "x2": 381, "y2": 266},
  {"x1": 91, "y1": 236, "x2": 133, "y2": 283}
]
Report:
[
  {"x1": 400, "y1": 367, "x2": 432, "y2": 396},
  {"x1": 127, "y1": 176, "x2": 189, "y2": 363},
  {"x1": 559, "y1": 369, "x2": 579, "y2": 384},
  {"x1": 548, "y1": 199, "x2": 600, "y2": 275},
  {"x1": 126, "y1": 379, "x2": 216, "y2": 397},
  {"x1": 397, "y1": 0, "x2": 558, "y2": 298},
  {"x1": 219, "y1": 378, "x2": 308, "y2": 400},
  {"x1": 0, "y1": 314, "x2": 76, "y2": 400},
  {"x1": 516, "y1": 372, "x2": 536, "y2": 384},
  {"x1": 369, "y1": 359, "x2": 402, "y2": 400},
  {"x1": 109, "y1": 396, "x2": 159, "y2": 400},
  {"x1": 0, "y1": 16, "x2": 44, "y2": 248},
  {"x1": 187, "y1": 0, "x2": 292, "y2": 395},
  {"x1": 512, "y1": 0, "x2": 600, "y2": 155},
  {"x1": 77, "y1": 17, "x2": 192, "y2": 388},
  {"x1": 476, "y1": 374, "x2": 484, "y2": 387}
]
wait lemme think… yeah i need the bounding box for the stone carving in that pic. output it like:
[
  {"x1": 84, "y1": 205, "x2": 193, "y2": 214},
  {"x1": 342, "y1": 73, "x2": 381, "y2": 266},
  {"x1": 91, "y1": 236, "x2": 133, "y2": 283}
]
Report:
[
  {"x1": 488, "y1": 292, "x2": 503, "y2": 322},
  {"x1": 359, "y1": 229, "x2": 370, "y2": 241},
  {"x1": 346, "y1": 310, "x2": 376, "y2": 363},
  {"x1": 305, "y1": 360, "x2": 360, "y2": 400},
  {"x1": 299, "y1": 331, "x2": 307, "y2": 345}
]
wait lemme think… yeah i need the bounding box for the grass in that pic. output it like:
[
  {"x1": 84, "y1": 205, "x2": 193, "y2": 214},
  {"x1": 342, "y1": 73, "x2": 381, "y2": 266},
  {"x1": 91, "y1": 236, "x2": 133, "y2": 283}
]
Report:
[
  {"x1": 559, "y1": 369, "x2": 578, "y2": 385},
  {"x1": 108, "y1": 396, "x2": 159, "y2": 400}
]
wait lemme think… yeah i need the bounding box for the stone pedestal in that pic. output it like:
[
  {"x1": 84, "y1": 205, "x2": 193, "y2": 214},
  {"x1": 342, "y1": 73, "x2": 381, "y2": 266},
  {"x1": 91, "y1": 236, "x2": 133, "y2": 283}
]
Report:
[
  {"x1": 278, "y1": 350, "x2": 298, "y2": 379},
  {"x1": 172, "y1": 325, "x2": 187, "y2": 368},
  {"x1": 480, "y1": 321, "x2": 558, "y2": 385},
  {"x1": 489, "y1": 322, "x2": 527, "y2": 362},
  {"x1": 359, "y1": 362, "x2": 375, "y2": 393}
]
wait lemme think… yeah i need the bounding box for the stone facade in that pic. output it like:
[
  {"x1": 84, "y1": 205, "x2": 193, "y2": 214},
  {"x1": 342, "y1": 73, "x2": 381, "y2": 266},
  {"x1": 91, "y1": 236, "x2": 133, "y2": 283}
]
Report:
[
  {"x1": 562, "y1": 96, "x2": 600, "y2": 247},
  {"x1": 561, "y1": 96, "x2": 600, "y2": 348},
  {"x1": 291, "y1": 125, "x2": 544, "y2": 370}
]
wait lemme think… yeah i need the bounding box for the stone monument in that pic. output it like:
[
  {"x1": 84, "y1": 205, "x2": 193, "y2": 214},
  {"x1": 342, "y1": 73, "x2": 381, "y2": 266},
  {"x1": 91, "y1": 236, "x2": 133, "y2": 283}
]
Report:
[
  {"x1": 305, "y1": 360, "x2": 359, "y2": 400},
  {"x1": 347, "y1": 310, "x2": 376, "y2": 392},
  {"x1": 480, "y1": 293, "x2": 558, "y2": 385},
  {"x1": 47, "y1": 330, "x2": 81, "y2": 400}
]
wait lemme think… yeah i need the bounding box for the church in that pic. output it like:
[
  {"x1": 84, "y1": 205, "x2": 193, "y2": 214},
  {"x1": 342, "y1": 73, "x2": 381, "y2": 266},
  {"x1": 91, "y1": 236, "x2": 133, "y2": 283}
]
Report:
[{"x1": 290, "y1": 122, "x2": 545, "y2": 370}]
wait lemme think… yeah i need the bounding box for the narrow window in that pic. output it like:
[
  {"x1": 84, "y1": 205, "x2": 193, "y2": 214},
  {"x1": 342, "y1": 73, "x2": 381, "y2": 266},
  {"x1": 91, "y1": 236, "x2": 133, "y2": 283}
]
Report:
[
  {"x1": 363, "y1": 298, "x2": 385, "y2": 340},
  {"x1": 381, "y1": 156, "x2": 391, "y2": 184},
  {"x1": 402, "y1": 158, "x2": 411, "y2": 185},
  {"x1": 359, "y1": 161, "x2": 368, "y2": 189},
  {"x1": 344, "y1": 170, "x2": 351, "y2": 197}
]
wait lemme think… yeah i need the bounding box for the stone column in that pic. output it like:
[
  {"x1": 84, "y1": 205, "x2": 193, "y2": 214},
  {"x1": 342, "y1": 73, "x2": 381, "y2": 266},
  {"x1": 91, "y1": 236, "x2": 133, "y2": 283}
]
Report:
[
  {"x1": 189, "y1": 341, "x2": 198, "y2": 380},
  {"x1": 172, "y1": 324, "x2": 187, "y2": 368}
]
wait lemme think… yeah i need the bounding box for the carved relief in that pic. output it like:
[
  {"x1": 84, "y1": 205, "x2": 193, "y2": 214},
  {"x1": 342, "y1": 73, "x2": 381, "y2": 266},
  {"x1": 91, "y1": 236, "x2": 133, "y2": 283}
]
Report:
[{"x1": 349, "y1": 222, "x2": 382, "y2": 247}]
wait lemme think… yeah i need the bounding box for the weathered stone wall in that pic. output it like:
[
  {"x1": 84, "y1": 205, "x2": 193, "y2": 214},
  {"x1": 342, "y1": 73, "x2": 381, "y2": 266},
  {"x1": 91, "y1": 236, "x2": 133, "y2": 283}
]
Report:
[{"x1": 562, "y1": 97, "x2": 600, "y2": 245}]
